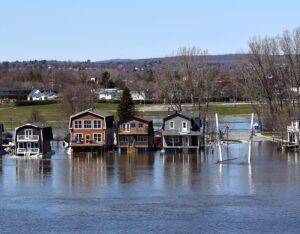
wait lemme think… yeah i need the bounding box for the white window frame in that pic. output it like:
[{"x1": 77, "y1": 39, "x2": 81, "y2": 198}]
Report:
[
  {"x1": 74, "y1": 120, "x2": 82, "y2": 129},
  {"x1": 25, "y1": 129, "x2": 33, "y2": 138},
  {"x1": 83, "y1": 120, "x2": 92, "y2": 129},
  {"x1": 138, "y1": 123, "x2": 143, "y2": 128},
  {"x1": 169, "y1": 121, "x2": 175, "y2": 129},
  {"x1": 75, "y1": 133, "x2": 83, "y2": 141},
  {"x1": 93, "y1": 133, "x2": 102, "y2": 142},
  {"x1": 93, "y1": 119, "x2": 102, "y2": 129},
  {"x1": 182, "y1": 121, "x2": 187, "y2": 131}
]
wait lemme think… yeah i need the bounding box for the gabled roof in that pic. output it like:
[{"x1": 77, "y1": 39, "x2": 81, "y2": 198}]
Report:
[
  {"x1": 69, "y1": 108, "x2": 112, "y2": 120},
  {"x1": 118, "y1": 115, "x2": 152, "y2": 125},
  {"x1": 162, "y1": 111, "x2": 200, "y2": 130},
  {"x1": 15, "y1": 122, "x2": 50, "y2": 130},
  {"x1": 69, "y1": 108, "x2": 113, "y2": 129}
]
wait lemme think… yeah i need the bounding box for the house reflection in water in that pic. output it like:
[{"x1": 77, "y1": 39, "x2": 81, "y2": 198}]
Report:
[
  {"x1": 116, "y1": 153, "x2": 155, "y2": 184},
  {"x1": 69, "y1": 153, "x2": 111, "y2": 188},
  {"x1": 162, "y1": 154, "x2": 201, "y2": 189},
  {"x1": 16, "y1": 159, "x2": 51, "y2": 182}
]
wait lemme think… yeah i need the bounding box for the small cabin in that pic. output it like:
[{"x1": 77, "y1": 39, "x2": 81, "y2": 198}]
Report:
[
  {"x1": 117, "y1": 116, "x2": 154, "y2": 153},
  {"x1": 15, "y1": 123, "x2": 53, "y2": 157},
  {"x1": 69, "y1": 108, "x2": 114, "y2": 152}
]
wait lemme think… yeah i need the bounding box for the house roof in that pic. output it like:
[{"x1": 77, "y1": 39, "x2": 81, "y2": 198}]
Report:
[
  {"x1": 69, "y1": 108, "x2": 113, "y2": 129},
  {"x1": 118, "y1": 115, "x2": 152, "y2": 125},
  {"x1": 69, "y1": 108, "x2": 112, "y2": 119},
  {"x1": 15, "y1": 122, "x2": 50, "y2": 130}
]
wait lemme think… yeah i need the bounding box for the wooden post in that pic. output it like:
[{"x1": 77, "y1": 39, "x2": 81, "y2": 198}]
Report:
[
  {"x1": 247, "y1": 113, "x2": 254, "y2": 164},
  {"x1": 216, "y1": 113, "x2": 222, "y2": 162}
]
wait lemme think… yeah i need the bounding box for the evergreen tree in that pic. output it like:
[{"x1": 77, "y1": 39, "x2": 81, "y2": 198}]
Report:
[{"x1": 117, "y1": 87, "x2": 135, "y2": 120}]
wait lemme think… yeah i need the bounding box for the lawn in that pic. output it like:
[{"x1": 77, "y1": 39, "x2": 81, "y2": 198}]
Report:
[{"x1": 0, "y1": 102, "x2": 255, "y2": 130}]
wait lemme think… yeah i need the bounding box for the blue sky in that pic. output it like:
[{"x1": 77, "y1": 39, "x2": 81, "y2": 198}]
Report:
[{"x1": 0, "y1": 0, "x2": 299, "y2": 61}]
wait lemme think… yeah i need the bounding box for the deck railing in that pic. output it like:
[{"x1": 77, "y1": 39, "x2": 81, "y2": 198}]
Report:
[
  {"x1": 118, "y1": 127, "x2": 148, "y2": 134},
  {"x1": 17, "y1": 148, "x2": 39, "y2": 153},
  {"x1": 17, "y1": 135, "x2": 39, "y2": 141}
]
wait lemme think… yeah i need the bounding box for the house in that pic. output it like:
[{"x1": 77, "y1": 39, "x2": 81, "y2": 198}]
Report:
[
  {"x1": 27, "y1": 89, "x2": 58, "y2": 101},
  {"x1": 287, "y1": 112, "x2": 300, "y2": 144},
  {"x1": 131, "y1": 91, "x2": 145, "y2": 101},
  {"x1": 97, "y1": 88, "x2": 122, "y2": 101},
  {"x1": 161, "y1": 112, "x2": 202, "y2": 152},
  {"x1": 69, "y1": 108, "x2": 114, "y2": 152},
  {"x1": 117, "y1": 116, "x2": 154, "y2": 153},
  {"x1": 15, "y1": 123, "x2": 53, "y2": 157}
]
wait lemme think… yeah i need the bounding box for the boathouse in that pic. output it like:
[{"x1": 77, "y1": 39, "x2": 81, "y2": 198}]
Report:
[
  {"x1": 69, "y1": 108, "x2": 114, "y2": 152},
  {"x1": 117, "y1": 116, "x2": 154, "y2": 153},
  {"x1": 15, "y1": 123, "x2": 53, "y2": 157},
  {"x1": 161, "y1": 112, "x2": 202, "y2": 152}
]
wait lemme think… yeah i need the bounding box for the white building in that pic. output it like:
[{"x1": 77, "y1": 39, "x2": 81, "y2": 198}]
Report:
[
  {"x1": 131, "y1": 91, "x2": 145, "y2": 101},
  {"x1": 287, "y1": 113, "x2": 300, "y2": 144},
  {"x1": 27, "y1": 89, "x2": 58, "y2": 101},
  {"x1": 98, "y1": 88, "x2": 122, "y2": 100}
]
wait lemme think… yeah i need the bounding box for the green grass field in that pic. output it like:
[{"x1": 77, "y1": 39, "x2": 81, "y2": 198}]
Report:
[{"x1": 0, "y1": 102, "x2": 255, "y2": 130}]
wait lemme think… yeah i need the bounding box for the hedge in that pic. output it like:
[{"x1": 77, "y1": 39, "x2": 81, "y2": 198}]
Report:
[{"x1": 14, "y1": 100, "x2": 59, "y2": 106}]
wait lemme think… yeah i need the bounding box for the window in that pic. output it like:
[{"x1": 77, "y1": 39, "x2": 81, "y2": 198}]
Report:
[
  {"x1": 119, "y1": 136, "x2": 128, "y2": 142},
  {"x1": 93, "y1": 120, "x2": 102, "y2": 129},
  {"x1": 93, "y1": 133, "x2": 102, "y2": 142},
  {"x1": 137, "y1": 135, "x2": 147, "y2": 142},
  {"x1": 170, "y1": 136, "x2": 179, "y2": 143},
  {"x1": 182, "y1": 121, "x2": 187, "y2": 131},
  {"x1": 75, "y1": 133, "x2": 83, "y2": 141},
  {"x1": 169, "y1": 121, "x2": 174, "y2": 129},
  {"x1": 123, "y1": 123, "x2": 130, "y2": 131},
  {"x1": 138, "y1": 123, "x2": 143, "y2": 128},
  {"x1": 84, "y1": 120, "x2": 92, "y2": 128},
  {"x1": 130, "y1": 123, "x2": 136, "y2": 128},
  {"x1": 74, "y1": 120, "x2": 82, "y2": 129}
]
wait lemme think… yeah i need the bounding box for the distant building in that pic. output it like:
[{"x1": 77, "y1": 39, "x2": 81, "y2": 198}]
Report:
[
  {"x1": 98, "y1": 88, "x2": 122, "y2": 100},
  {"x1": 27, "y1": 89, "x2": 58, "y2": 101},
  {"x1": 131, "y1": 91, "x2": 145, "y2": 101},
  {"x1": 0, "y1": 87, "x2": 31, "y2": 100}
]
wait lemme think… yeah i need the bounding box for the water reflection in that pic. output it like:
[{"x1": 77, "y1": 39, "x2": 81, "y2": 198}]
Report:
[{"x1": 15, "y1": 159, "x2": 51, "y2": 183}]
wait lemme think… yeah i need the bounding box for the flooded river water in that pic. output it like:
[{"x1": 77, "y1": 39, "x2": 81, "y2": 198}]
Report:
[{"x1": 1, "y1": 141, "x2": 300, "y2": 233}]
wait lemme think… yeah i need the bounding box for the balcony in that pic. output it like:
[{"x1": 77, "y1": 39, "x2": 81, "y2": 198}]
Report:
[
  {"x1": 118, "y1": 126, "x2": 148, "y2": 134},
  {"x1": 17, "y1": 148, "x2": 39, "y2": 154},
  {"x1": 17, "y1": 135, "x2": 39, "y2": 142},
  {"x1": 70, "y1": 140, "x2": 104, "y2": 147}
]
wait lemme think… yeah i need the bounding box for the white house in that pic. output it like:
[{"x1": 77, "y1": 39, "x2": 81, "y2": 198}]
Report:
[
  {"x1": 98, "y1": 88, "x2": 122, "y2": 100},
  {"x1": 131, "y1": 91, "x2": 145, "y2": 101},
  {"x1": 27, "y1": 89, "x2": 58, "y2": 101},
  {"x1": 287, "y1": 113, "x2": 300, "y2": 144}
]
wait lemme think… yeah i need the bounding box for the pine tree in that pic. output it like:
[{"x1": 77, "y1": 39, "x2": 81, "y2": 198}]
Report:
[{"x1": 117, "y1": 87, "x2": 135, "y2": 120}]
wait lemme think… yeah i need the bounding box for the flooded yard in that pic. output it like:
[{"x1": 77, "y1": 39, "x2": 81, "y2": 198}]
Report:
[{"x1": 1, "y1": 141, "x2": 300, "y2": 233}]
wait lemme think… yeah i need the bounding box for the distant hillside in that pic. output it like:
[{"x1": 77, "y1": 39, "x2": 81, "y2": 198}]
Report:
[{"x1": 0, "y1": 54, "x2": 246, "y2": 72}]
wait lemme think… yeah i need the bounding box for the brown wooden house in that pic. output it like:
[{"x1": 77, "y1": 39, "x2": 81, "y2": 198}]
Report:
[
  {"x1": 117, "y1": 116, "x2": 154, "y2": 153},
  {"x1": 69, "y1": 108, "x2": 114, "y2": 152}
]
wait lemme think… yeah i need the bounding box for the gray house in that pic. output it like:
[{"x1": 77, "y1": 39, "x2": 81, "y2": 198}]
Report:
[{"x1": 161, "y1": 112, "x2": 202, "y2": 152}]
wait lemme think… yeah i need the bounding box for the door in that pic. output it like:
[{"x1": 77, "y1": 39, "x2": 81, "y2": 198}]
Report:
[
  {"x1": 124, "y1": 123, "x2": 130, "y2": 132},
  {"x1": 182, "y1": 136, "x2": 189, "y2": 146},
  {"x1": 26, "y1": 142, "x2": 32, "y2": 152},
  {"x1": 25, "y1": 129, "x2": 32, "y2": 139}
]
